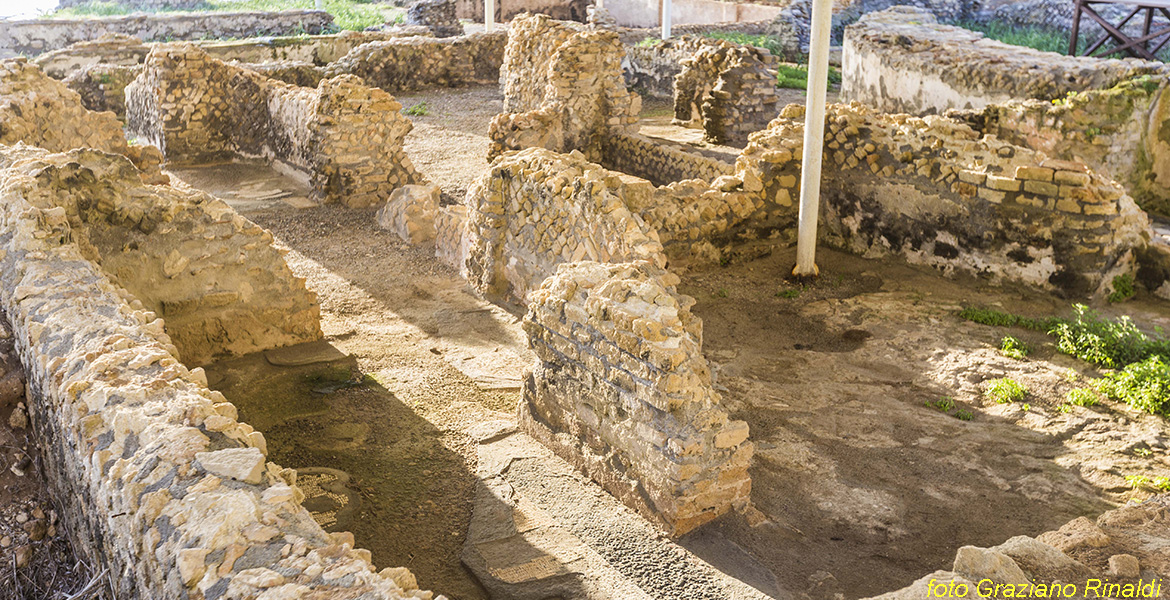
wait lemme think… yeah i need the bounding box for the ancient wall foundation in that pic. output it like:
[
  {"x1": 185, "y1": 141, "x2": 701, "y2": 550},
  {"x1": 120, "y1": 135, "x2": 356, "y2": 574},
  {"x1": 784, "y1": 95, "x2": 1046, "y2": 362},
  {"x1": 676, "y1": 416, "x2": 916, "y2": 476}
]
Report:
[
  {"x1": 453, "y1": 0, "x2": 589, "y2": 25},
  {"x1": 323, "y1": 32, "x2": 507, "y2": 94},
  {"x1": 520, "y1": 261, "x2": 752, "y2": 536},
  {"x1": 840, "y1": 7, "x2": 1169, "y2": 115},
  {"x1": 624, "y1": 35, "x2": 716, "y2": 99},
  {"x1": 464, "y1": 148, "x2": 665, "y2": 304},
  {"x1": 601, "y1": 132, "x2": 735, "y2": 185},
  {"x1": 490, "y1": 14, "x2": 641, "y2": 162},
  {"x1": 672, "y1": 39, "x2": 779, "y2": 146},
  {"x1": 0, "y1": 10, "x2": 335, "y2": 58},
  {"x1": 126, "y1": 44, "x2": 422, "y2": 207},
  {"x1": 0, "y1": 145, "x2": 432, "y2": 600}
]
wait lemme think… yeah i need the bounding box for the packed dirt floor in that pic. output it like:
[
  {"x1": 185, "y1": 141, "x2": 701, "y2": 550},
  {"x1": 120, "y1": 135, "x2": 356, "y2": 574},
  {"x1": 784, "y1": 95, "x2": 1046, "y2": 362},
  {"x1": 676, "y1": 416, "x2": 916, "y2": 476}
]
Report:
[{"x1": 166, "y1": 85, "x2": 1170, "y2": 600}]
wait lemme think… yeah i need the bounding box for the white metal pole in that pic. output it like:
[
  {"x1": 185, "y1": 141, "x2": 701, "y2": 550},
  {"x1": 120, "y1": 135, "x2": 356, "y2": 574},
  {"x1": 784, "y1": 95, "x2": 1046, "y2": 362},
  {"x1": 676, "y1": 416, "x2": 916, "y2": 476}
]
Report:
[
  {"x1": 661, "y1": 0, "x2": 672, "y2": 39},
  {"x1": 485, "y1": 0, "x2": 495, "y2": 32},
  {"x1": 793, "y1": 0, "x2": 832, "y2": 278}
]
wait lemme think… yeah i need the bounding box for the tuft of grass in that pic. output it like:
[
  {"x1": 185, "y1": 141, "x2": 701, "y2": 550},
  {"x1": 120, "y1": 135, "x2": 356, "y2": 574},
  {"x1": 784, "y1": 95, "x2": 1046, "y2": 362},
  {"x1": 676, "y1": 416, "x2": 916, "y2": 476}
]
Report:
[
  {"x1": 955, "y1": 20, "x2": 1081, "y2": 55},
  {"x1": 715, "y1": 288, "x2": 729, "y2": 298},
  {"x1": 635, "y1": 37, "x2": 661, "y2": 48},
  {"x1": 702, "y1": 31, "x2": 788, "y2": 57},
  {"x1": 404, "y1": 101, "x2": 429, "y2": 116},
  {"x1": 1125, "y1": 474, "x2": 1170, "y2": 492},
  {"x1": 776, "y1": 287, "x2": 801, "y2": 299},
  {"x1": 1108, "y1": 273, "x2": 1137, "y2": 303},
  {"x1": 50, "y1": 0, "x2": 386, "y2": 31},
  {"x1": 1049, "y1": 304, "x2": 1169, "y2": 369},
  {"x1": 958, "y1": 306, "x2": 1058, "y2": 331},
  {"x1": 925, "y1": 396, "x2": 956, "y2": 413},
  {"x1": 1065, "y1": 387, "x2": 1100, "y2": 407},
  {"x1": 985, "y1": 378, "x2": 1028, "y2": 404},
  {"x1": 1000, "y1": 335, "x2": 1029, "y2": 360},
  {"x1": 1097, "y1": 355, "x2": 1170, "y2": 417}
]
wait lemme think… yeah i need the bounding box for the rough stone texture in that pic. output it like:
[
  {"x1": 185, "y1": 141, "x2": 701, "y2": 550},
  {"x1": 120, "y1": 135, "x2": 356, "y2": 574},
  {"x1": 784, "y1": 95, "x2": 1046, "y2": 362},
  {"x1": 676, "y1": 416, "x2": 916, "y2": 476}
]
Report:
[
  {"x1": 377, "y1": 184, "x2": 441, "y2": 244},
  {"x1": 453, "y1": 0, "x2": 589, "y2": 24},
  {"x1": 126, "y1": 44, "x2": 422, "y2": 207},
  {"x1": 490, "y1": 15, "x2": 641, "y2": 162},
  {"x1": 464, "y1": 148, "x2": 665, "y2": 304},
  {"x1": 405, "y1": 0, "x2": 465, "y2": 38},
  {"x1": 57, "y1": 0, "x2": 205, "y2": 10},
  {"x1": 624, "y1": 36, "x2": 716, "y2": 99},
  {"x1": 0, "y1": 146, "x2": 436, "y2": 600},
  {"x1": 991, "y1": 0, "x2": 1145, "y2": 39},
  {"x1": 1, "y1": 147, "x2": 321, "y2": 365},
  {"x1": 602, "y1": 132, "x2": 735, "y2": 186},
  {"x1": 841, "y1": 7, "x2": 1170, "y2": 115},
  {"x1": 672, "y1": 38, "x2": 779, "y2": 146},
  {"x1": 0, "y1": 10, "x2": 335, "y2": 57},
  {"x1": 323, "y1": 32, "x2": 506, "y2": 94},
  {"x1": 520, "y1": 260, "x2": 752, "y2": 536},
  {"x1": 64, "y1": 62, "x2": 141, "y2": 116},
  {"x1": 238, "y1": 60, "x2": 327, "y2": 88},
  {"x1": 33, "y1": 33, "x2": 148, "y2": 79},
  {"x1": 953, "y1": 76, "x2": 1170, "y2": 217},
  {"x1": 0, "y1": 58, "x2": 165, "y2": 184},
  {"x1": 435, "y1": 204, "x2": 469, "y2": 269}
]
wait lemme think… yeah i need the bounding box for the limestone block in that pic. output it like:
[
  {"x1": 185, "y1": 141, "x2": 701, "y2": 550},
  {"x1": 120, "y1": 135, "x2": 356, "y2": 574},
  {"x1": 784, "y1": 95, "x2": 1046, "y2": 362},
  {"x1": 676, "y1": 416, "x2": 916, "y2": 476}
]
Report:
[{"x1": 377, "y1": 184, "x2": 441, "y2": 244}]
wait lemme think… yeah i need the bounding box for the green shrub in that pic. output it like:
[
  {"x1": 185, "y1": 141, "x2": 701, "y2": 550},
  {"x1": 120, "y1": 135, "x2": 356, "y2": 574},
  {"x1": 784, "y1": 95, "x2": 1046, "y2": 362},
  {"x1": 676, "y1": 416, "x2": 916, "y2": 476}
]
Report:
[
  {"x1": 1000, "y1": 336, "x2": 1029, "y2": 360},
  {"x1": 1097, "y1": 355, "x2": 1170, "y2": 417},
  {"x1": 1049, "y1": 304, "x2": 1168, "y2": 368},
  {"x1": 985, "y1": 378, "x2": 1028, "y2": 403},
  {"x1": 1065, "y1": 388, "x2": 1099, "y2": 407},
  {"x1": 1108, "y1": 273, "x2": 1137, "y2": 303},
  {"x1": 955, "y1": 409, "x2": 973, "y2": 421}
]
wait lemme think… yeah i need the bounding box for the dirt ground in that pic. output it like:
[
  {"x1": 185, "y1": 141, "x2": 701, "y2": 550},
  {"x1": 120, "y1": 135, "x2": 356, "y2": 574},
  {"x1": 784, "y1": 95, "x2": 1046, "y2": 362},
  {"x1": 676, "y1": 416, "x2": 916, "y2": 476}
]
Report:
[{"x1": 172, "y1": 84, "x2": 1170, "y2": 600}]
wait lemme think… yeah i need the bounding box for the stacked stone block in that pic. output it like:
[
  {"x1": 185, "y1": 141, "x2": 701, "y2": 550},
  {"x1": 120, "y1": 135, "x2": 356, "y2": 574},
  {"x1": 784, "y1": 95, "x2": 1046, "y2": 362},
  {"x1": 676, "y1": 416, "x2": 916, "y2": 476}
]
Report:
[
  {"x1": 405, "y1": 0, "x2": 465, "y2": 38},
  {"x1": 324, "y1": 32, "x2": 506, "y2": 94},
  {"x1": 435, "y1": 205, "x2": 470, "y2": 270},
  {"x1": 0, "y1": 144, "x2": 435, "y2": 600},
  {"x1": 520, "y1": 260, "x2": 753, "y2": 536},
  {"x1": 489, "y1": 14, "x2": 641, "y2": 162},
  {"x1": 624, "y1": 35, "x2": 718, "y2": 99},
  {"x1": 127, "y1": 44, "x2": 423, "y2": 207},
  {"x1": 464, "y1": 148, "x2": 665, "y2": 303},
  {"x1": 673, "y1": 39, "x2": 780, "y2": 146},
  {"x1": 601, "y1": 132, "x2": 734, "y2": 186},
  {"x1": 34, "y1": 33, "x2": 148, "y2": 79}
]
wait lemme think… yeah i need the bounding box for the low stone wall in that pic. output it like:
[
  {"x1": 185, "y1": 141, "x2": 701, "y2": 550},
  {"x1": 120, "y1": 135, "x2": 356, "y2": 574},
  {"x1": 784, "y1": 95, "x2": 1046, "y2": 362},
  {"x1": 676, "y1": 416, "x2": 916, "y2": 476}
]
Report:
[
  {"x1": 953, "y1": 76, "x2": 1170, "y2": 217},
  {"x1": 0, "y1": 58, "x2": 165, "y2": 183},
  {"x1": 323, "y1": 32, "x2": 507, "y2": 94},
  {"x1": 0, "y1": 10, "x2": 335, "y2": 57},
  {"x1": 464, "y1": 148, "x2": 665, "y2": 303},
  {"x1": 453, "y1": 0, "x2": 589, "y2": 24},
  {"x1": 602, "y1": 132, "x2": 735, "y2": 185},
  {"x1": 624, "y1": 35, "x2": 714, "y2": 99},
  {"x1": 57, "y1": 0, "x2": 205, "y2": 10},
  {"x1": 126, "y1": 44, "x2": 423, "y2": 207},
  {"x1": 33, "y1": 33, "x2": 148, "y2": 79},
  {"x1": 0, "y1": 145, "x2": 435, "y2": 600},
  {"x1": 406, "y1": 0, "x2": 465, "y2": 38},
  {"x1": 840, "y1": 7, "x2": 1170, "y2": 115},
  {"x1": 65, "y1": 63, "x2": 141, "y2": 115},
  {"x1": 521, "y1": 260, "x2": 752, "y2": 536},
  {"x1": 435, "y1": 204, "x2": 469, "y2": 270},
  {"x1": 672, "y1": 39, "x2": 779, "y2": 146},
  {"x1": 490, "y1": 15, "x2": 641, "y2": 162}
]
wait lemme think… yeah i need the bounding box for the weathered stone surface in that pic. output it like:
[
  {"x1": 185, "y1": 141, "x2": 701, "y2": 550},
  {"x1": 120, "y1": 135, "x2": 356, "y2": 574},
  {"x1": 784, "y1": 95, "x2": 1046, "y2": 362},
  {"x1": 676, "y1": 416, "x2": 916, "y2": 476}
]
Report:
[
  {"x1": 520, "y1": 260, "x2": 752, "y2": 535},
  {"x1": 377, "y1": 183, "x2": 441, "y2": 243},
  {"x1": 952, "y1": 546, "x2": 1031, "y2": 586},
  {"x1": 324, "y1": 32, "x2": 506, "y2": 94},
  {"x1": 672, "y1": 38, "x2": 779, "y2": 146},
  {"x1": 405, "y1": 0, "x2": 465, "y2": 38},
  {"x1": 195, "y1": 448, "x2": 267, "y2": 484},
  {"x1": 1108, "y1": 554, "x2": 1142, "y2": 578},
  {"x1": 1037, "y1": 516, "x2": 1112, "y2": 553},
  {"x1": 126, "y1": 44, "x2": 423, "y2": 207}
]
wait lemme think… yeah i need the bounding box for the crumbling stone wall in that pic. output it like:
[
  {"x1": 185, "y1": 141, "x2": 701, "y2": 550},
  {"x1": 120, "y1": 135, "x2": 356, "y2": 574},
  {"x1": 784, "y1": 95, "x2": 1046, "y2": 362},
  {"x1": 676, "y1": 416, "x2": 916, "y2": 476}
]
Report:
[
  {"x1": 954, "y1": 76, "x2": 1170, "y2": 217},
  {"x1": 323, "y1": 32, "x2": 506, "y2": 94},
  {"x1": 65, "y1": 63, "x2": 141, "y2": 115},
  {"x1": 624, "y1": 35, "x2": 715, "y2": 99},
  {"x1": 520, "y1": 260, "x2": 752, "y2": 536},
  {"x1": 841, "y1": 7, "x2": 1170, "y2": 115},
  {"x1": 453, "y1": 0, "x2": 589, "y2": 24},
  {"x1": 0, "y1": 10, "x2": 335, "y2": 57},
  {"x1": 0, "y1": 58, "x2": 165, "y2": 183},
  {"x1": 672, "y1": 39, "x2": 779, "y2": 146},
  {"x1": 0, "y1": 144, "x2": 433, "y2": 600},
  {"x1": 435, "y1": 205, "x2": 469, "y2": 270},
  {"x1": 127, "y1": 44, "x2": 422, "y2": 207},
  {"x1": 464, "y1": 148, "x2": 665, "y2": 303},
  {"x1": 489, "y1": 15, "x2": 641, "y2": 162},
  {"x1": 33, "y1": 33, "x2": 148, "y2": 79},
  {"x1": 601, "y1": 132, "x2": 734, "y2": 185},
  {"x1": 405, "y1": 0, "x2": 465, "y2": 38},
  {"x1": 56, "y1": 0, "x2": 205, "y2": 10}
]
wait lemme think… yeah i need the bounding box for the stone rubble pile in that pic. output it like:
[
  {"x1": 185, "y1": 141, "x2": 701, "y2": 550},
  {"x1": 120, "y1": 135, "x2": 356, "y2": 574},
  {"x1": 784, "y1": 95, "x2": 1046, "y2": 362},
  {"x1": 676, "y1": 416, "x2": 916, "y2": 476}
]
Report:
[
  {"x1": 64, "y1": 63, "x2": 141, "y2": 116},
  {"x1": 521, "y1": 260, "x2": 753, "y2": 536},
  {"x1": 405, "y1": 0, "x2": 465, "y2": 38},
  {"x1": 0, "y1": 145, "x2": 435, "y2": 600},
  {"x1": 672, "y1": 38, "x2": 780, "y2": 146},
  {"x1": 126, "y1": 44, "x2": 423, "y2": 207}
]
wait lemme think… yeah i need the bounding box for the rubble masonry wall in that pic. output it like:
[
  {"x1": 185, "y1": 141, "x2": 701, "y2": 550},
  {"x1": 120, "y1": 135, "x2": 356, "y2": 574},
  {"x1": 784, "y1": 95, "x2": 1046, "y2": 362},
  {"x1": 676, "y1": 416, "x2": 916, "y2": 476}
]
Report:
[
  {"x1": 126, "y1": 44, "x2": 422, "y2": 208},
  {"x1": 671, "y1": 38, "x2": 780, "y2": 146},
  {"x1": 601, "y1": 132, "x2": 734, "y2": 186},
  {"x1": 521, "y1": 261, "x2": 753, "y2": 536},
  {"x1": 0, "y1": 10, "x2": 335, "y2": 57},
  {"x1": 0, "y1": 145, "x2": 433, "y2": 600},
  {"x1": 323, "y1": 32, "x2": 507, "y2": 94}
]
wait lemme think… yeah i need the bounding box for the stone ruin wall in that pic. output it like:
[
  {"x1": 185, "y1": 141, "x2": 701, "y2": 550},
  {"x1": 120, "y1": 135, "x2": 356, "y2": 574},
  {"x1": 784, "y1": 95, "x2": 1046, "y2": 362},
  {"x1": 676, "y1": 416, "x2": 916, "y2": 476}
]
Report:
[
  {"x1": 0, "y1": 10, "x2": 335, "y2": 57},
  {"x1": 324, "y1": 32, "x2": 507, "y2": 94},
  {"x1": 126, "y1": 44, "x2": 423, "y2": 208},
  {"x1": 840, "y1": 7, "x2": 1169, "y2": 115},
  {"x1": 623, "y1": 36, "x2": 715, "y2": 99},
  {"x1": 463, "y1": 148, "x2": 666, "y2": 304},
  {"x1": 489, "y1": 14, "x2": 641, "y2": 163},
  {"x1": 671, "y1": 39, "x2": 780, "y2": 146},
  {"x1": 521, "y1": 261, "x2": 752, "y2": 536},
  {"x1": 0, "y1": 58, "x2": 165, "y2": 184},
  {"x1": 601, "y1": 131, "x2": 734, "y2": 186},
  {"x1": 0, "y1": 144, "x2": 436, "y2": 600},
  {"x1": 453, "y1": 0, "x2": 589, "y2": 25}
]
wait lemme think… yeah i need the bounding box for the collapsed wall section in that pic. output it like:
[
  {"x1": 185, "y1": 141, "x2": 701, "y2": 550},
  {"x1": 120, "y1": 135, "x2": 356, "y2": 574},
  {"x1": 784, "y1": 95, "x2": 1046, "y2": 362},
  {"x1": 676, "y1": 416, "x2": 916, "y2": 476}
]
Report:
[
  {"x1": 521, "y1": 261, "x2": 752, "y2": 536},
  {"x1": 489, "y1": 14, "x2": 641, "y2": 162},
  {"x1": 840, "y1": 7, "x2": 1169, "y2": 115},
  {"x1": 324, "y1": 32, "x2": 507, "y2": 94},
  {"x1": 672, "y1": 39, "x2": 779, "y2": 146},
  {"x1": 0, "y1": 145, "x2": 428, "y2": 600},
  {"x1": 126, "y1": 44, "x2": 422, "y2": 207},
  {"x1": 464, "y1": 148, "x2": 665, "y2": 304}
]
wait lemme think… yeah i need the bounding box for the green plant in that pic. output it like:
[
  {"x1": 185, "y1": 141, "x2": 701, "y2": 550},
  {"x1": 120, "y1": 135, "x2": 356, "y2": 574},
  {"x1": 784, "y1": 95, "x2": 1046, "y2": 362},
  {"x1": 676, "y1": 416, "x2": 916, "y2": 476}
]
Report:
[
  {"x1": 1065, "y1": 387, "x2": 1100, "y2": 407},
  {"x1": 635, "y1": 37, "x2": 661, "y2": 47},
  {"x1": 404, "y1": 101, "x2": 429, "y2": 116},
  {"x1": 1125, "y1": 474, "x2": 1170, "y2": 492},
  {"x1": 50, "y1": 0, "x2": 386, "y2": 31},
  {"x1": 957, "y1": 306, "x2": 1057, "y2": 331},
  {"x1": 1000, "y1": 335, "x2": 1029, "y2": 360},
  {"x1": 985, "y1": 378, "x2": 1028, "y2": 404},
  {"x1": 1108, "y1": 273, "x2": 1137, "y2": 303},
  {"x1": 1097, "y1": 355, "x2": 1170, "y2": 417},
  {"x1": 1057, "y1": 403, "x2": 1072, "y2": 414},
  {"x1": 1049, "y1": 304, "x2": 1168, "y2": 369},
  {"x1": 1133, "y1": 447, "x2": 1153, "y2": 457},
  {"x1": 715, "y1": 288, "x2": 729, "y2": 298},
  {"x1": 954, "y1": 20, "x2": 1082, "y2": 55},
  {"x1": 955, "y1": 409, "x2": 973, "y2": 421},
  {"x1": 925, "y1": 397, "x2": 955, "y2": 412},
  {"x1": 1064, "y1": 368, "x2": 1079, "y2": 382},
  {"x1": 775, "y1": 63, "x2": 842, "y2": 90},
  {"x1": 777, "y1": 288, "x2": 801, "y2": 299}
]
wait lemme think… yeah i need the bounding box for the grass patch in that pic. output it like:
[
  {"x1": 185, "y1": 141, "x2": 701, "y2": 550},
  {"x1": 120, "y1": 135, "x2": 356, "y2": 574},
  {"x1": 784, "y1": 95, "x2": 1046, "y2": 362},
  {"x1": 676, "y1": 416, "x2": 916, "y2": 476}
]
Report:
[
  {"x1": 954, "y1": 20, "x2": 1080, "y2": 55},
  {"x1": 49, "y1": 0, "x2": 386, "y2": 31},
  {"x1": 1125, "y1": 474, "x2": 1170, "y2": 492},
  {"x1": 1049, "y1": 305, "x2": 1169, "y2": 369},
  {"x1": 775, "y1": 63, "x2": 842, "y2": 90},
  {"x1": 958, "y1": 306, "x2": 1058, "y2": 331},
  {"x1": 1097, "y1": 355, "x2": 1170, "y2": 417},
  {"x1": 955, "y1": 409, "x2": 973, "y2": 421},
  {"x1": 985, "y1": 378, "x2": 1028, "y2": 404},
  {"x1": 404, "y1": 101, "x2": 429, "y2": 116},
  {"x1": 636, "y1": 37, "x2": 661, "y2": 48},
  {"x1": 1000, "y1": 335, "x2": 1029, "y2": 360},
  {"x1": 1065, "y1": 387, "x2": 1100, "y2": 407}
]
